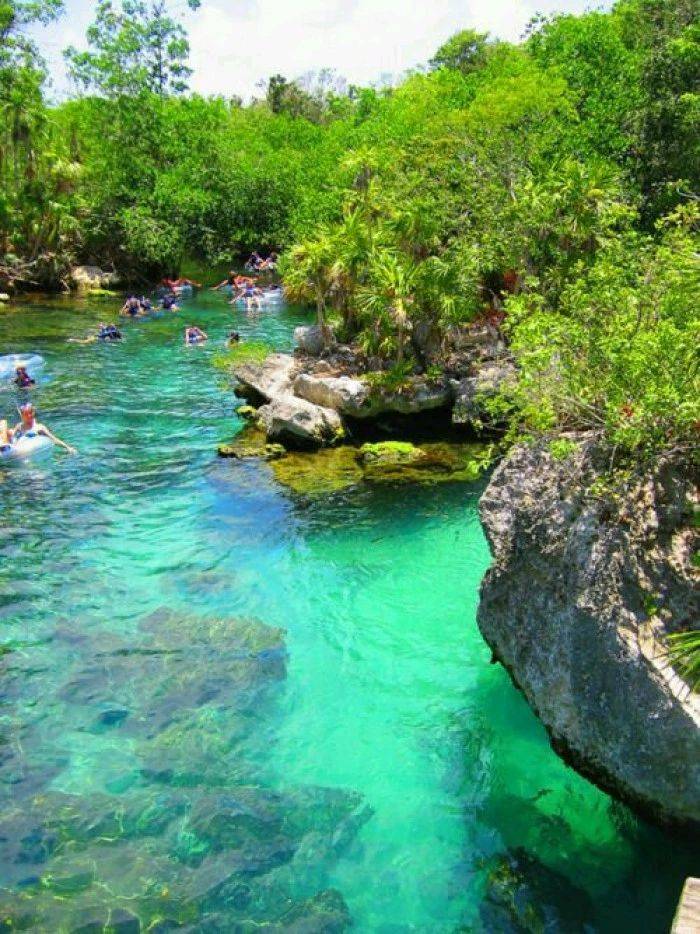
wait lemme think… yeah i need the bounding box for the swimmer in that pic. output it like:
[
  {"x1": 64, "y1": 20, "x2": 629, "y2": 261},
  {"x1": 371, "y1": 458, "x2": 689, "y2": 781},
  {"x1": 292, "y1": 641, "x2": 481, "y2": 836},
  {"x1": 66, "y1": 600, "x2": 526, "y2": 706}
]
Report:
[
  {"x1": 227, "y1": 330, "x2": 241, "y2": 346},
  {"x1": 184, "y1": 325, "x2": 207, "y2": 345},
  {"x1": 0, "y1": 419, "x2": 13, "y2": 451},
  {"x1": 121, "y1": 296, "x2": 143, "y2": 317},
  {"x1": 14, "y1": 366, "x2": 35, "y2": 388},
  {"x1": 13, "y1": 403, "x2": 76, "y2": 454},
  {"x1": 161, "y1": 292, "x2": 179, "y2": 312},
  {"x1": 211, "y1": 270, "x2": 237, "y2": 291}
]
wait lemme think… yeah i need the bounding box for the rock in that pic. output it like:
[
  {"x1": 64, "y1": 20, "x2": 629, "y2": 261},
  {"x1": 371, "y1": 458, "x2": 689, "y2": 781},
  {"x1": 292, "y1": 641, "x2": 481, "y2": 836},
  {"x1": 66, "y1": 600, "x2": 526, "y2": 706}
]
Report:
[
  {"x1": 294, "y1": 373, "x2": 450, "y2": 419},
  {"x1": 236, "y1": 405, "x2": 258, "y2": 420},
  {"x1": 0, "y1": 293, "x2": 10, "y2": 302},
  {"x1": 218, "y1": 444, "x2": 240, "y2": 458},
  {"x1": 257, "y1": 396, "x2": 344, "y2": 449},
  {"x1": 294, "y1": 373, "x2": 370, "y2": 416},
  {"x1": 452, "y1": 361, "x2": 515, "y2": 428},
  {"x1": 293, "y1": 325, "x2": 334, "y2": 356},
  {"x1": 232, "y1": 354, "x2": 298, "y2": 404},
  {"x1": 70, "y1": 265, "x2": 120, "y2": 291},
  {"x1": 478, "y1": 438, "x2": 700, "y2": 831},
  {"x1": 357, "y1": 441, "x2": 426, "y2": 468}
]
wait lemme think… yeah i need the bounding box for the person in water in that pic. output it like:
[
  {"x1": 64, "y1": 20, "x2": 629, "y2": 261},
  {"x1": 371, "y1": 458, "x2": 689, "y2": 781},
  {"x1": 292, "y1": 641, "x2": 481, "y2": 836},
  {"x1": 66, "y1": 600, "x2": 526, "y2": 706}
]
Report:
[
  {"x1": 98, "y1": 323, "x2": 122, "y2": 341},
  {"x1": 161, "y1": 292, "x2": 179, "y2": 311},
  {"x1": 211, "y1": 271, "x2": 237, "y2": 291},
  {"x1": 14, "y1": 366, "x2": 35, "y2": 388},
  {"x1": 13, "y1": 403, "x2": 76, "y2": 454},
  {"x1": 121, "y1": 296, "x2": 144, "y2": 317},
  {"x1": 184, "y1": 325, "x2": 207, "y2": 345},
  {"x1": 0, "y1": 419, "x2": 13, "y2": 451},
  {"x1": 162, "y1": 275, "x2": 201, "y2": 290},
  {"x1": 227, "y1": 330, "x2": 241, "y2": 346}
]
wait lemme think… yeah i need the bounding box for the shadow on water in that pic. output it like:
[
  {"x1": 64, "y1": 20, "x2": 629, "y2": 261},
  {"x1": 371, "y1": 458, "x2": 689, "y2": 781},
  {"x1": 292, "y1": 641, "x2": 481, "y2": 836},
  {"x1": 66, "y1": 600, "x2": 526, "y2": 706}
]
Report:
[{"x1": 0, "y1": 294, "x2": 696, "y2": 931}]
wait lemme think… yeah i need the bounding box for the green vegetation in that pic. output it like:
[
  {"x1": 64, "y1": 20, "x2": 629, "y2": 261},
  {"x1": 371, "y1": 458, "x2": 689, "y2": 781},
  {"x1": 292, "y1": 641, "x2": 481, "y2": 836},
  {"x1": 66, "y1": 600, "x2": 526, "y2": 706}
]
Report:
[
  {"x1": 212, "y1": 342, "x2": 273, "y2": 369},
  {"x1": 2, "y1": 0, "x2": 698, "y2": 457},
  {"x1": 665, "y1": 630, "x2": 700, "y2": 692}
]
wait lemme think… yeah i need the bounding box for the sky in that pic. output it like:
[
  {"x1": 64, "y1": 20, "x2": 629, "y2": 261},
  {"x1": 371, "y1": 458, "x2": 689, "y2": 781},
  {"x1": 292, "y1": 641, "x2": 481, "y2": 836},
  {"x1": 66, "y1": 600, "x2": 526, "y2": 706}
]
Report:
[{"x1": 34, "y1": 0, "x2": 612, "y2": 101}]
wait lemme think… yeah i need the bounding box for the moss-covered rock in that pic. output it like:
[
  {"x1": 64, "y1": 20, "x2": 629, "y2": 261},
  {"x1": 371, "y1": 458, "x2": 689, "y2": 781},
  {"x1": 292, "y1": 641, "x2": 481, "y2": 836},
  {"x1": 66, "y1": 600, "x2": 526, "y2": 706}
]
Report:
[
  {"x1": 236, "y1": 405, "x2": 258, "y2": 420},
  {"x1": 358, "y1": 441, "x2": 426, "y2": 467}
]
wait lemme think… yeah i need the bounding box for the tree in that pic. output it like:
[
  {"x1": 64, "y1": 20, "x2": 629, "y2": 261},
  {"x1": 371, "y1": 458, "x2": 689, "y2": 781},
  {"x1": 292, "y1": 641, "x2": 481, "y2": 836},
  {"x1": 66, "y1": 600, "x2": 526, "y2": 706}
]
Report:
[
  {"x1": 429, "y1": 29, "x2": 490, "y2": 74},
  {"x1": 65, "y1": 0, "x2": 201, "y2": 98}
]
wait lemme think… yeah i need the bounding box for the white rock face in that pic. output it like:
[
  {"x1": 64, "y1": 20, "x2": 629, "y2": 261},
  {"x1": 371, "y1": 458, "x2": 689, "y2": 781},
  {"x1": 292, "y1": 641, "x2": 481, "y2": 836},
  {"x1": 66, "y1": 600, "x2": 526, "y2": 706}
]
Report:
[
  {"x1": 256, "y1": 395, "x2": 343, "y2": 448},
  {"x1": 293, "y1": 325, "x2": 334, "y2": 356},
  {"x1": 478, "y1": 438, "x2": 700, "y2": 831},
  {"x1": 294, "y1": 372, "x2": 451, "y2": 419},
  {"x1": 233, "y1": 354, "x2": 298, "y2": 402}
]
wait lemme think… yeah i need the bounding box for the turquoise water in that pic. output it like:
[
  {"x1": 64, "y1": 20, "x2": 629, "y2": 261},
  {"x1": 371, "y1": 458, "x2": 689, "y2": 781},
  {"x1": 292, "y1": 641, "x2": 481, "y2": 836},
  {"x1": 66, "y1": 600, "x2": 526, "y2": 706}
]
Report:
[{"x1": 0, "y1": 293, "x2": 695, "y2": 932}]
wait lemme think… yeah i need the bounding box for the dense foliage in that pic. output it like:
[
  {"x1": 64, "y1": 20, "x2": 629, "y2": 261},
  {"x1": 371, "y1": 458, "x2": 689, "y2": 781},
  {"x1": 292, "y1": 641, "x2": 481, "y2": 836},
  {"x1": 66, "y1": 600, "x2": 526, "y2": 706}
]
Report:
[{"x1": 1, "y1": 0, "x2": 698, "y2": 455}]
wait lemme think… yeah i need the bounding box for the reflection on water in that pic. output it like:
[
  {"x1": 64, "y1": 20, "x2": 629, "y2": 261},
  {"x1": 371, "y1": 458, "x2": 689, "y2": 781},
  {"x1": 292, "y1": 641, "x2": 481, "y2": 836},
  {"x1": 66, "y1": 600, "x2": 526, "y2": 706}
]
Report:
[{"x1": 0, "y1": 293, "x2": 695, "y2": 931}]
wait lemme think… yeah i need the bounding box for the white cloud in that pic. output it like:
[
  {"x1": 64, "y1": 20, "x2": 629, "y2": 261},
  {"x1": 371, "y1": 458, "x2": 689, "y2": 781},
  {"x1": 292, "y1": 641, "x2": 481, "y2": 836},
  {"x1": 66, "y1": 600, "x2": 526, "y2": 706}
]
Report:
[{"x1": 36, "y1": 0, "x2": 612, "y2": 101}]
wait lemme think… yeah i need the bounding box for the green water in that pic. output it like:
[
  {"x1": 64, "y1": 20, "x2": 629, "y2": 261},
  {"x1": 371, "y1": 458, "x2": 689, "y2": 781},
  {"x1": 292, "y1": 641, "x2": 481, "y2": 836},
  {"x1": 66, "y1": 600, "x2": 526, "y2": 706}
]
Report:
[{"x1": 0, "y1": 294, "x2": 695, "y2": 932}]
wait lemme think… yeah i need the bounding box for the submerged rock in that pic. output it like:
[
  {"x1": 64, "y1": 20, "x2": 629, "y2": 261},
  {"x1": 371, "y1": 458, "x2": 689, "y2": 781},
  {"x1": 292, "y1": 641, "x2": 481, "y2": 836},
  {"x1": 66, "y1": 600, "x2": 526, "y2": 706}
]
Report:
[
  {"x1": 358, "y1": 441, "x2": 427, "y2": 468},
  {"x1": 478, "y1": 438, "x2": 700, "y2": 831}
]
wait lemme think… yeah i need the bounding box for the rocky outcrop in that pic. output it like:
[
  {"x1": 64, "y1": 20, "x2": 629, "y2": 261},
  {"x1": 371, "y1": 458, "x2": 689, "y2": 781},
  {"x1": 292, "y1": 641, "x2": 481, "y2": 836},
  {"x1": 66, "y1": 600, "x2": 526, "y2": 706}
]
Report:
[
  {"x1": 478, "y1": 437, "x2": 700, "y2": 831},
  {"x1": 294, "y1": 324, "x2": 334, "y2": 356},
  {"x1": 257, "y1": 395, "x2": 344, "y2": 448},
  {"x1": 294, "y1": 372, "x2": 451, "y2": 419},
  {"x1": 452, "y1": 361, "x2": 516, "y2": 427},
  {"x1": 233, "y1": 353, "x2": 298, "y2": 403},
  {"x1": 70, "y1": 266, "x2": 120, "y2": 291}
]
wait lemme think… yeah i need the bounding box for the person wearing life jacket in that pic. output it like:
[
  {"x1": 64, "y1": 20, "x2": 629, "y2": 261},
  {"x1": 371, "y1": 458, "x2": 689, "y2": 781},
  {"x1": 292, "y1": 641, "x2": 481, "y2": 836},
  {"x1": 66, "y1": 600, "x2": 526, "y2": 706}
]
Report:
[
  {"x1": 12, "y1": 403, "x2": 76, "y2": 454},
  {"x1": 121, "y1": 296, "x2": 143, "y2": 317},
  {"x1": 14, "y1": 366, "x2": 35, "y2": 388},
  {"x1": 98, "y1": 323, "x2": 122, "y2": 341},
  {"x1": 184, "y1": 325, "x2": 207, "y2": 345}
]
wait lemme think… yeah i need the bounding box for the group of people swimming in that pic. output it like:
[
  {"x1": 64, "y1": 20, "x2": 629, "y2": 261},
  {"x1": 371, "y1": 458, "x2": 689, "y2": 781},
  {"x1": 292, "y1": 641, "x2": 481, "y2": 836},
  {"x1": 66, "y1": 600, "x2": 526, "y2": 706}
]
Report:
[
  {"x1": 245, "y1": 251, "x2": 278, "y2": 273},
  {"x1": 1, "y1": 260, "x2": 277, "y2": 459}
]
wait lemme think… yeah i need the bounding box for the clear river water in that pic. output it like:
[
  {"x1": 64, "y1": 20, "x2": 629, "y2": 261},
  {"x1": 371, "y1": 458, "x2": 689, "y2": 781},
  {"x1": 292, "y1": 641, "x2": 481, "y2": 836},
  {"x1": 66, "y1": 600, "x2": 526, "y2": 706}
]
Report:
[{"x1": 0, "y1": 292, "x2": 696, "y2": 932}]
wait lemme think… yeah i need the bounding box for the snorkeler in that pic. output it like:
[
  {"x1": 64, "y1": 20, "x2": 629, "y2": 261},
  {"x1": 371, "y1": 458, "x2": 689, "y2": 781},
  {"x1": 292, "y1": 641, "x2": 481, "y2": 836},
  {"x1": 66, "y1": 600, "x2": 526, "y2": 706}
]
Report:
[
  {"x1": 12, "y1": 403, "x2": 76, "y2": 454},
  {"x1": 184, "y1": 325, "x2": 207, "y2": 345},
  {"x1": 14, "y1": 366, "x2": 36, "y2": 388}
]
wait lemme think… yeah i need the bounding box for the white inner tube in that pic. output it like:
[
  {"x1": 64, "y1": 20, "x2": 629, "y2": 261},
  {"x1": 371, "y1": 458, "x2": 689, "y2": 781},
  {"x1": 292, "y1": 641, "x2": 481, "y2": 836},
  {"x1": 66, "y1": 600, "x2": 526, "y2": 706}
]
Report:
[
  {"x1": 0, "y1": 432, "x2": 53, "y2": 460},
  {"x1": 0, "y1": 353, "x2": 45, "y2": 380}
]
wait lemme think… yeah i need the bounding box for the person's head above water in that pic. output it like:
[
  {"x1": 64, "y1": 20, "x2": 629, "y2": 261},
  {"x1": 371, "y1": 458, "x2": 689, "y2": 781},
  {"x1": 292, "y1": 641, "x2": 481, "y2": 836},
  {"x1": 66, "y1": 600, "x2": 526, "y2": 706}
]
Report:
[{"x1": 18, "y1": 402, "x2": 36, "y2": 426}]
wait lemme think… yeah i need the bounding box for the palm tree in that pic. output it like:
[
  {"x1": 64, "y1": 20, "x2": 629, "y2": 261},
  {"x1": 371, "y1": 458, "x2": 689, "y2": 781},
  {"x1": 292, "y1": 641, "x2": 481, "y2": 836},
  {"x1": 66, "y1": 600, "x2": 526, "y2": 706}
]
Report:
[
  {"x1": 359, "y1": 251, "x2": 419, "y2": 365},
  {"x1": 282, "y1": 229, "x2": 336, "y2": 344}
]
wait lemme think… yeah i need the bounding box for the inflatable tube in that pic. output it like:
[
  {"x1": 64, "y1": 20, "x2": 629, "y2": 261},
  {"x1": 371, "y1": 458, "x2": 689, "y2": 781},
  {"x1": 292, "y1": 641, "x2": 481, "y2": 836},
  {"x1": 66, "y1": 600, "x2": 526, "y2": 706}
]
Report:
[
  {"x1": 0, "y1": 433, "x2": 53, "y2": 460},
  {"x1": 0, "y1": 353, "x2": 45, "y2": 380}
]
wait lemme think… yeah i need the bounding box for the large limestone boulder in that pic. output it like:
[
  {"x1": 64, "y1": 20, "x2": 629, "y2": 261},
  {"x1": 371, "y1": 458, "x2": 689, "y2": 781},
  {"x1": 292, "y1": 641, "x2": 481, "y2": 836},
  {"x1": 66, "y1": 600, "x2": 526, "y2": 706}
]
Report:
[
  {"x1": 70, "y1": 266, "x2": 120, "y2": 291},
  {"x1": 293, "y1": 325, "x2": 334, "y2": 356},
  {"x1": 478, "y1": 438, "x2": 700, "y2": 831},
  {"x1": 294, "y1": 373, "x2": 370, "y2": 415},
  {"x1": 257, "y1": 395, "x2": 343, "y2": 449},
  {"x1": 233, "y1": 354, "x2": 298, "y2": 403},
  {"x1": 294, "y1": 373, "x2": 451, "y2": 419}
]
